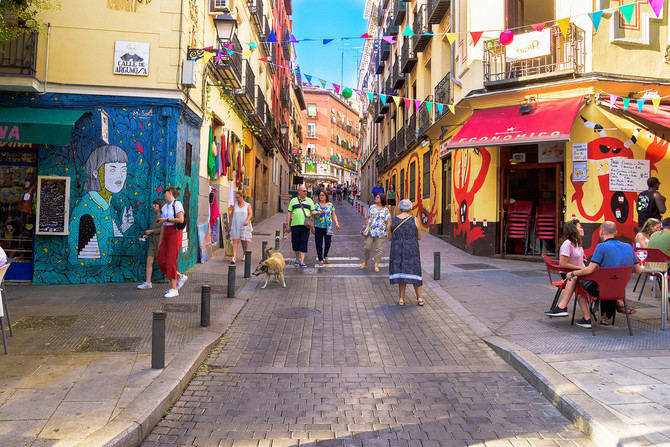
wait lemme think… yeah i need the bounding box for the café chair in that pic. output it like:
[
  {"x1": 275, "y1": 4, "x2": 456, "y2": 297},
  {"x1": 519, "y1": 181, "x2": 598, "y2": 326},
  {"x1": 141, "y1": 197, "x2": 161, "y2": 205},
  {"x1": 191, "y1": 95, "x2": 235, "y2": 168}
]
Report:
[
  {"x1": 635, "y1": 248, "x2": 670, "y2": 301},
  {"x1": 574, "y1": 267, "x2": 633, "y2": 337},
  {"x1": 542, "y1": 253, "x2": 572, "y2": 311}
]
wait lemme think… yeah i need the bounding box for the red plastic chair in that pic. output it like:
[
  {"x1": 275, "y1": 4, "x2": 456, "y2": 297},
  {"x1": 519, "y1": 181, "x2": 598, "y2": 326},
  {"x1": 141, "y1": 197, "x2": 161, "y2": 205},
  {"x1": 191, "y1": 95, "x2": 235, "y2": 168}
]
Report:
[
  {"x1": 505, "y1": 200, "x2": 533, "y2": 254},
  {"x1": 634, "y1": 248, "x2": 670, "y2": 301},
  {"x1": 574, "y1": 267, "x2": 634, "y2": 336},
  {"x1": 542, "y1": 253, "x2": 572, "y2": 311}
]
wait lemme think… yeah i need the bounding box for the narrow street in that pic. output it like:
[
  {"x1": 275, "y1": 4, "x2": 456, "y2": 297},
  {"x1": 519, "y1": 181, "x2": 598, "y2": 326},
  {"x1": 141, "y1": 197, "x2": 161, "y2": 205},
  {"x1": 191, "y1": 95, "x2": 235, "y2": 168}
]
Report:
[{"x1": 143, "y1": 203, "x2": 591, "y2": 447}]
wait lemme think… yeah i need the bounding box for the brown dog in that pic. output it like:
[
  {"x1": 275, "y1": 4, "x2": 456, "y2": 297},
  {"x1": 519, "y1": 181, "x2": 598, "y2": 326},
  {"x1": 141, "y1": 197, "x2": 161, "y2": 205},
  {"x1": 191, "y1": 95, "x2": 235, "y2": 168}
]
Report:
[{"x1": 253, "y1": 247, "x2": 286, "y2": 288}]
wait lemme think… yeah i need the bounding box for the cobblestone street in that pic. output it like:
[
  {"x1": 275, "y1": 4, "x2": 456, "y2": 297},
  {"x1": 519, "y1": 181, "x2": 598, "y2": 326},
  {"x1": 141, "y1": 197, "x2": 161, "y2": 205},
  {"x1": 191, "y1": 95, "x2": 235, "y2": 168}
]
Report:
[{"x1": 144, "y1": 203, "x2": 592, "y2": 447}]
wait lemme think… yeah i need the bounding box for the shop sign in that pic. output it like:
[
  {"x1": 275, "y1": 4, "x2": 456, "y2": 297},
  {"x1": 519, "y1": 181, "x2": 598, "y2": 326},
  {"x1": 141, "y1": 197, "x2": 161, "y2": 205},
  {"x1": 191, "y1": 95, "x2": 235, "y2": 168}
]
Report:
[
  {"x1": 36, "y1": 176, "x2": 70, "y2": 236},
  {"x1": 512, "y1": 153, "x2": 526, "y2": 163},
  {"x1": 113, "y1": 41, "x2": 150, "y2": 76},
  {"x1": 317, "y1": 163, "x2": 329, "y2": 175},
  {"x1": 572, "y1": 143, "x2": 588, "y2": 161},
  {"x1": 609, "y1": 158, "x2": 649, "y2": 192},
  {"x1": 0, "y1": 125, "x2": 20, "y2": 141},
  {"x1": 572, "y1": 162, "x2": 588, "y2": 182},
  {"x1": 538, "y1": 142, "x2": 564, "y2": 163},
  {"x1": 505, "y1": 29, "x2": 551, "y2": 61},
  {"x1": 453, "y1": 130, "x2": 563, "y2": 146},
  {"x1": 439, "y1": 139, "x2": 453, "y2": 157}
]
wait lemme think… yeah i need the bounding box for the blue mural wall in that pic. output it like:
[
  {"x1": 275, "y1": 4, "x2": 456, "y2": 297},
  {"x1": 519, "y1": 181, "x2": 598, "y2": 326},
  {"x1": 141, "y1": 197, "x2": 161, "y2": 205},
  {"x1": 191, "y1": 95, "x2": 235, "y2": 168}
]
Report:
[{"x1": 0, "y1": 93, "x2": 201, "y2": 284}]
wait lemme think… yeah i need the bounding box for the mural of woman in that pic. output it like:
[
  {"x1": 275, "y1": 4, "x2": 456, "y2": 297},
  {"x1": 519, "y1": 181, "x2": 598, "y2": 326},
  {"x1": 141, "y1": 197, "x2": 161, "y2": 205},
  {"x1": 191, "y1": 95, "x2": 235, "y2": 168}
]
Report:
[{"x1": 68, "y1": 144, "x2": 135, "y2": 265}]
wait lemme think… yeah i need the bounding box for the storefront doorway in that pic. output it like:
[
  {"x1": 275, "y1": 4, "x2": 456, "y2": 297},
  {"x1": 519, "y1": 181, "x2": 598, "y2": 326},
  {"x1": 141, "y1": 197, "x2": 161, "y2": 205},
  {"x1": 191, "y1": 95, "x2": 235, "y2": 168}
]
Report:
[
  {"x1": 441, "y1": 155, "x2": 452, "y2": 237},
  {"x1": 499, "y1": 145, "x2": 564, "y2": 256},
  {"x1": 0, "y1": 144, "x2": 38, "y2": 280}
]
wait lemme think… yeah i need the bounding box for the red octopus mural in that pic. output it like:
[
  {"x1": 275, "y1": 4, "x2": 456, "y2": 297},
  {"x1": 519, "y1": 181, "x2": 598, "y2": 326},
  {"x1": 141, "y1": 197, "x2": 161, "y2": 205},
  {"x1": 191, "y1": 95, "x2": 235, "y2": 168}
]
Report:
[
  {"x1": 573, "y1": 116, "x2": 669, "y2": 255},
  {"x1": 453, "y1": 148, "x2": 491, "y2": 246}
]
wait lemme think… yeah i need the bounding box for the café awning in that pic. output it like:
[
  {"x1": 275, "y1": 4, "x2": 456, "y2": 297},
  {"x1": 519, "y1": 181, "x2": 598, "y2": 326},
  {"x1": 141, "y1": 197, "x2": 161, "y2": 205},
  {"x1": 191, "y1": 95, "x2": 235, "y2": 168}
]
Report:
[
  {"x1": 603, "y1": 99, "x2": 670, "y2": 130},
  {"x1": 446, "y1": 97, "x2": 584, "y2": 149},
  {"x1": 0, "y1": 107, "x2": 86, "y2": 145}
]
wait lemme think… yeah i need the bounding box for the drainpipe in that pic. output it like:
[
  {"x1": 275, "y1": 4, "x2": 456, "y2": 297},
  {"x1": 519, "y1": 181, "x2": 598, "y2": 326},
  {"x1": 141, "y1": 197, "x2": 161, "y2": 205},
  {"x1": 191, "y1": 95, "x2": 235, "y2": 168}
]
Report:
[
  {"x1": 175, "y1": 0, "x2": 185, "y2": 88},
  {"x1": 449, "y1": 6, "x2": 462, "y2": 89},
  {"x1": 39, "y1": 23, "x2": 51, "y2": 95}
]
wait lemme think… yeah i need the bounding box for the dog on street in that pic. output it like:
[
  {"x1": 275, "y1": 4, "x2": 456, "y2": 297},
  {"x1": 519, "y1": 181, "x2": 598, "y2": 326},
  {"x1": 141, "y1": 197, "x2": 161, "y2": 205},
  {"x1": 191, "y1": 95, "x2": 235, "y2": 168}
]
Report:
[{"x1": 253, "y1": 247, "x2": 286, "y2": 288}]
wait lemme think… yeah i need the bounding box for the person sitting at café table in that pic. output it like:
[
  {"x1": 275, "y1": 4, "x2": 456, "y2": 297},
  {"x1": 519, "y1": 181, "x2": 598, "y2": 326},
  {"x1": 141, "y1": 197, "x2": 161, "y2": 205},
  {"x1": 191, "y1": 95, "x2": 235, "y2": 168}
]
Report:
[
  {"x1": 648, "y1": 217, "x2": 670, "y2": 258},
  {"x1": 562, "y1": 221, "x2": 642, "y2": 329},
  {"x1": 545, "y1": 219, "x2": 585, "y2": 318},
  {"x1": 635, "y1": 218, "x2": 661, "y2": 248}
]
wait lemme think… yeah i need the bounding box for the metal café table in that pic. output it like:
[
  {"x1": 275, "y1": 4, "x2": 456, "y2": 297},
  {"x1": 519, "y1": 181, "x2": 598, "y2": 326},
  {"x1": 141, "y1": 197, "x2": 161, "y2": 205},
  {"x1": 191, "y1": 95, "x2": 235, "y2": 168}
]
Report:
[{"x1": 642, "y1": 261, "x2": 669, "y2": 331}]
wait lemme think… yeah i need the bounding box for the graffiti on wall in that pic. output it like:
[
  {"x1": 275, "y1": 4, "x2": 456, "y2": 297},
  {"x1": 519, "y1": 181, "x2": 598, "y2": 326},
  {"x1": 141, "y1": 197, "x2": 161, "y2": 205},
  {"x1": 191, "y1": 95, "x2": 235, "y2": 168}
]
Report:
[{"x1": 453, "y1": 148, "x2": 491, "y2": 246}]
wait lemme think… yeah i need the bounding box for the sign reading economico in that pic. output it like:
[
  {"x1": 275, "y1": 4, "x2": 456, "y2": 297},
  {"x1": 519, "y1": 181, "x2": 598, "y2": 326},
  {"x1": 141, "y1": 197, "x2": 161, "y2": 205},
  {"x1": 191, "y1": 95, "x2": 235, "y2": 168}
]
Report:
[
  {"x1": 505, "y1": 29, "x2": 551, "y2": 61},
  {"x1": 114, "y1": 41, "x2": 150, "y2": 76}
]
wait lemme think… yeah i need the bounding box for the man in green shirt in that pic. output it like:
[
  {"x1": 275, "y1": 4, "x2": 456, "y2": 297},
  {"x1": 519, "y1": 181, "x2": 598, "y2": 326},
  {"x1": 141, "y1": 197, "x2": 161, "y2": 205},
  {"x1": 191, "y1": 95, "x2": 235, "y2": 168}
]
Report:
[
  {"x1": 648, "y1": 217, "x2": 670, "y2": 257},
  {"x1": 286, "y1": 186, "x2": 315, "y2": 268}
]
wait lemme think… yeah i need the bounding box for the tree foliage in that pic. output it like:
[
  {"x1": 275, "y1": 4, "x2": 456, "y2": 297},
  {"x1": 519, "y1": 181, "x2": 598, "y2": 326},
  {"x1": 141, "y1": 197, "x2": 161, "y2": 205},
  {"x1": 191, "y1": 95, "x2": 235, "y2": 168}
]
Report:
[{"x1": 0, "y1": 0, "x2": 59, "y2": 42}]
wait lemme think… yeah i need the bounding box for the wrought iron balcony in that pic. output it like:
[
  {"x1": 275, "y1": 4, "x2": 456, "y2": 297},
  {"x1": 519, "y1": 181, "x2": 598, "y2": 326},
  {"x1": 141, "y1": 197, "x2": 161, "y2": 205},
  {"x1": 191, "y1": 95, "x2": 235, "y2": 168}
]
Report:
[
  {"x1": 434, "y1": 72, "x2": 451, "y2": 107},
  {"x1": 392, "y1": 0, "x2": 407, "y2": 26},
  {"x1": 418, "y1": 94, "x2": 433, "y2": 134},
  {"x1": 427, "y1": 0, "x2": 450, "y2": 25},
  {"x1": 396, "y1": 125, "x2": 405, "y2": 156},
  {"x1": 375, "y1": 56, "x2": 385, "y2": 75},
  {"x1": 234, "y1": 60, "x2": 255, "y2": 111},
  {"x1": 374, "y1": 98, "x2": 385, "y2": 123},
  {"x1": 483, "y1": 23, "x2": 586, "y2": 87},
  {"x1": 413, "y1": 5, "x2": 431, "y2": 52},
  {"x1": 389, "y1": 137, "x2": 397, "y2": 163},
  {"x1": 392, "y1": 61, "x2": 406, "y2": 89},
  {"x1": 250, "y1": 85, "x2": 267, "y2": 127},
  {"x1": 384, "y1": 75, "x2": 392, "y2": 98},
  {"x1": 280, "y1": 83, "x2": 290, "y2": 107},
  {"x1": 0, "y1": 32, "x2": 37, "y2": 76},
  {"x1": 380, "y1": 39, "x2": 391, "y2": 61},
  {"x1": 214, "y1": 35, "x2": 243, "y2": 88},
  {"x1": 248, "y1": 0, "x2": 263, "y2": 35},
  {"x1": 406, "y1": 113, "x2": 417, "y2": 147},
  {"x1": 385, "y1": 22, "x2": 399, "y2": 37},
  {"x1": 401, "y1": 38, "x2": 417, "y2": 73},
  {"x1": 262, "y1": 16, "x2": 271, "y2": 57}
]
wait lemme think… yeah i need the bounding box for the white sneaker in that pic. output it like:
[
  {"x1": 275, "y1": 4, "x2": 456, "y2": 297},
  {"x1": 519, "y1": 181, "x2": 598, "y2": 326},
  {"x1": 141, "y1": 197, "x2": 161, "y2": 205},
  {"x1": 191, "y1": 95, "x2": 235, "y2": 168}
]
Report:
[
  {"x1": 137, "y1": 282, "x2": 152, "y2": 289},
  {"x1": 176, "y1": 275, "x2": 188, "y2": 290},
  {"x1": 164, "y1": 288, "x2": 179, "y2": 298}
]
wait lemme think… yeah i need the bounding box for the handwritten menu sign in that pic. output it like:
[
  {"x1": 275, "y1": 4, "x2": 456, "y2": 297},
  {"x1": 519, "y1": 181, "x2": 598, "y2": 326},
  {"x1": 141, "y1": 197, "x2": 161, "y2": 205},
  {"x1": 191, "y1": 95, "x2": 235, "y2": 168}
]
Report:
[
  {"x1": 609, "y1": 158, "x2": 649, "y2": 192},
  {"x1": 36, "y1": 176, "x2": 70, "y2": 235}
]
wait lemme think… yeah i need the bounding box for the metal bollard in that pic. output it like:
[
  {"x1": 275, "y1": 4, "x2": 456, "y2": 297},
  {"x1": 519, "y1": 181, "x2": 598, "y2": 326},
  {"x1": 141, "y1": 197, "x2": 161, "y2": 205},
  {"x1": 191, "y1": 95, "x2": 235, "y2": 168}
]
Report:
[
  {"x1": 244, "y1": 251, "x2": 252, "y2": 278},
  {"x1": 275, "y1": 230, "x2": 280, "y2": 250},
  {"x1": 227, "y1": 265, "x2": 236, "y2": 298},
  {"x1": 262, "y1": 241, "x2": 268, "y2": 260},
  {"x1": 433, "y1": 252, "x2": 441, "y2": 280},
  {"x1": 200, "y1": 285, "x2": 211, "y2": 327},
  {"x1": 151, "y1": 311, "x2": 166, "y2": 369}
]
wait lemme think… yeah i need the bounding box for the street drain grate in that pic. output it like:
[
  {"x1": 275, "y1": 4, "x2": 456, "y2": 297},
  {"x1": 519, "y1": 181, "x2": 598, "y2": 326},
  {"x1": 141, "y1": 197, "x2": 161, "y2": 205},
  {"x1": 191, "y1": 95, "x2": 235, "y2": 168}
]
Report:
[
  {"x1": 451, "y1": 263, "x2": 499, "y2": 270},
  {"x1": 509, "y1": 270, "x2": 545, "y2": 277},
  {"x1": 12, "y1": 315, "x2": 79, "y2": 329},
  {"x1": 161, "y1": 303, "x2": 199, "y2": 313},
  {"x1": 75, "y1": 336, "x2": 141, "y2": 352},
  {"x1": 273, "y1": 307, "x2": 321, "y2": 319}
]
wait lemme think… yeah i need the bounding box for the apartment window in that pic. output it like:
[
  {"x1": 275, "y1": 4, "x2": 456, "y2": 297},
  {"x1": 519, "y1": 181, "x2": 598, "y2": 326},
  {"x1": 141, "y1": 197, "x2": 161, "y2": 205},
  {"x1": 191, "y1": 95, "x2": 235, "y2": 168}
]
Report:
[
  {"x1": 400, "y1": 169, "x2": 405, "y2": 200},
  {"x1": 306, "y1": 143, "x2": 315, "y2": 156},
  {"x1": 409, "y1": 161, "x2": 416, "y2": 202},
  {"x1": 422, "y1": 151, "x2": 431, "y2": 199},
  {"x1": 307, "y1": 103, "x2": 317, "y2": 117},
  {"x1": 307, "y1": 123, "x2": 316, "y2": 138}
]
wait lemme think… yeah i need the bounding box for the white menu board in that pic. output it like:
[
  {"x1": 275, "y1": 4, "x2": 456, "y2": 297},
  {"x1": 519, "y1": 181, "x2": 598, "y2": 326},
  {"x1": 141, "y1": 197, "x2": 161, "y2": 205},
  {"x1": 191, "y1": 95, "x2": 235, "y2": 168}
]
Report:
[{"x1": 609, "y1": 158, "x2": 649, "y2": 192}]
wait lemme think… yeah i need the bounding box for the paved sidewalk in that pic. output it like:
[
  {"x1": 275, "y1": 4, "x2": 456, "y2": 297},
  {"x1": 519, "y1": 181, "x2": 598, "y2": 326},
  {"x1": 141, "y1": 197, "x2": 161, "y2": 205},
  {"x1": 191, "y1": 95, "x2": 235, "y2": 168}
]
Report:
[
  {"x1": 146, "y1": 201, "x2": 592, "y2": 447},
  {"x1": 0, "y1": 211, "x2": 291, "y2": 447},
  {"x1": 414, "y1": 226, "x2": 670, "y2": 446}
]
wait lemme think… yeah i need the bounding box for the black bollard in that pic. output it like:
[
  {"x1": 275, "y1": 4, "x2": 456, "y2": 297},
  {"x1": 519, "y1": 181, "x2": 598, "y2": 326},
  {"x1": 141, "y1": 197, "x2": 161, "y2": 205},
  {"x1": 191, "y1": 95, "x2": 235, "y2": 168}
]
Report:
[
  {"x1": 262, "y1": 241, "x2": 268, "y2": 260},
  {"x1": 244, "y1": 251, "x2": 252, "y2": 278},
  {"x1": 151, "y1": 311, "x2": 166, "y2": 369},
  {"x1": 274, "y1": 230, "x2": 280, "y2": 250},
  {"x1": 200, "y1": 285, "x2": 211, "y2": 327},
  {"x1": 227, "y1": 265, "x2": 236, "y2": 298},
  {"x1": 433, "y1": 252, "x2": 441, "y2": 280}
]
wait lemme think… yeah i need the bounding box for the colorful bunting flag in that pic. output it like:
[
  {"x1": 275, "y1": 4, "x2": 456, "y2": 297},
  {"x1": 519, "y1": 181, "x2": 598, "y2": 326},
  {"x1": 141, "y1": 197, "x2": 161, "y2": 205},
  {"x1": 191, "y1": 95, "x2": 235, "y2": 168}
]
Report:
[
  {"x1": 305, "y1": 73, "x2": 313, "y2": 84},
  {"x1": 226, "y1": 49, "x2": 234, "y2": 55},
  {"x1": 448, "y1": 105, "x2": 456, "y2": 114},
  {"x1": 619, "y1": 3, "x2": 635, "y2": 23},
  {"x1": 446, "y1": 33, "x2": 458, "y2": 45},
  {"x1": 609, "y1": 94, "x2": 618, "y2": 109},
  {"x1": 333, "y1": 83, "x2": 341, "y2": 93},
  {"x1": 268, "y1": 29, "x2": 277, "y2": 43},
  {"x1": 242, "y1": 51, "x2": 252, "y2": 57},
  {"x1": 223, "y1": 43, "x2": 232, "y2": 49},
  {"x1": 366, "y1": 92, "x2": 374, "y2": 102},
  {"x1": 247, "y1": 42, "x2": 258, "y2": 49},
  {"x1": 354, "y1": 89, "x2": 363, "y2": 97},
  {"x1": 379, "y1": 94, "x2": 387, "y2": 104},
  {"x1": 649, "y1": 0, "x2": 664, "y2": 18},
  {"x1": 557, "y1": 18, "x2": 570, "y2": 37},
  {"x1": 531, "y1": 23, "x2": 545, "y2": 32},
  {"x1": 437, "y1": 104, "x2": 444, "y2": 115},
  {"x1": 289, "y1": 33, "x2": 299, "y2": 43},
  {"x1": 404, "y1": 98, "x2": 412, "y2": 110},
  {"x1": 623, "y1": 97, "x2": 631, "y2": 111},
  {"x1": 323, "y1": 39, "x2": 334, "y2": 45},
  {"x1": 415, "y1": 99, "x2": 422, "y2": 111},
  {"x1": 319, "y1": 79, "x2": 327, "y2": 88},
  {"x1": 202, "y1": 51, "x2": 214, "y2": 64},
  {"x1": 637, "y1": 99, "x2": 645, "y2": 113},
  {"x1": 426, "y1": 102, "x2": 433, "y2": 114},
  {"x1": 360, "y1": 33, "x2": 372, "y2": 38},
  {"x1": 588, "y1": 11, "x2": 603, "y2": 31},
  {"x1": 652, "y1": 97, "x2": 661, "y2": 113},
  {"x1": 402, "y1": 24, "x2": 414, "y2": 37},
  {"x1": 382, "y1": 36, "x2": 397, "y2": 45},
  {"x1": 470, "y1": 31, "x2": 483, "y2": 46},
  {"x1": 215, "y1": 48, "x2": 223, "y2": 64}
]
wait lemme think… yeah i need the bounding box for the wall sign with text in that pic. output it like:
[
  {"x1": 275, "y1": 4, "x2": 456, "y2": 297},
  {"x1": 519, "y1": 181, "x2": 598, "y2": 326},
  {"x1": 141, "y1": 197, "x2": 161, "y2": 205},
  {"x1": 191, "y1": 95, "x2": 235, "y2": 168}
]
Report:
[
  {"x1": 36, "y1": 176, "x2": 70, "y2": 235},
  {"x1": 114, "y1": 41, "x2": 150, "y2": 76}
]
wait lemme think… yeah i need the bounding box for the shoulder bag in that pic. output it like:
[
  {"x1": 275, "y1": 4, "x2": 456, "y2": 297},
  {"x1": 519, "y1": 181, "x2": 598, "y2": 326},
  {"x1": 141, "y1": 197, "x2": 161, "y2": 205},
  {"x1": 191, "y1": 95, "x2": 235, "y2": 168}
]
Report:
[
  {"x1": 391, "y1": 216, "x2": 414, "y2": 235},
  {"x1": 299, "y1": 198, "x2": 314, "y2": 234}
]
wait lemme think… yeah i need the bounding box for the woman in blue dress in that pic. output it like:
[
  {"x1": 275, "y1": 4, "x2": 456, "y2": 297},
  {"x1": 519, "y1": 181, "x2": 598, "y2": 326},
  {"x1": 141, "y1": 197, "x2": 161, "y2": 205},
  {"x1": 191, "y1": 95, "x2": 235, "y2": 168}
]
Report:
[
  {"x1": 388, "y1": 199, "x2": 424, "y2": 306},
  {"x1": 312, "y1": 190, "x2": 340, "y2": 266}
]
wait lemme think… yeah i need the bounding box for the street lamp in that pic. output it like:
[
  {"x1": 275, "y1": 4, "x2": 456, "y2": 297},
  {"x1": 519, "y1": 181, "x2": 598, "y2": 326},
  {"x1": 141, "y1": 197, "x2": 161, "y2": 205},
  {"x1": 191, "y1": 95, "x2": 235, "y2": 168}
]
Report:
[
  {"x1": 279, "y1": 124, "x2": 289, "y2": 136},
  {"x1": 214, "y1": 14, "x2": 237, "y2": 42}
]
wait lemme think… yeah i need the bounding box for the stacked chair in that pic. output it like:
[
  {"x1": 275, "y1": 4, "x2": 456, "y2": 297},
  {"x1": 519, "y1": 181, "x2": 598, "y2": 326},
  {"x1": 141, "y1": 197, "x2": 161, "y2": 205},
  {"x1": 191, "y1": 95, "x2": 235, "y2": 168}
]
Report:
[{"x1": 504, "y1": 200, "x2": 533, "y2": 255}]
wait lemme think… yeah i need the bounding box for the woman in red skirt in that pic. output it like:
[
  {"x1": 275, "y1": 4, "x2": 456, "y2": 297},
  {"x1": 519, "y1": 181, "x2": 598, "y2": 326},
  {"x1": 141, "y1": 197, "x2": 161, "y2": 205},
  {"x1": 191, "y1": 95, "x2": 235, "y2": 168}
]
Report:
[{"x1": 157, "y1": 186, "x2": 188, "y2": 298}]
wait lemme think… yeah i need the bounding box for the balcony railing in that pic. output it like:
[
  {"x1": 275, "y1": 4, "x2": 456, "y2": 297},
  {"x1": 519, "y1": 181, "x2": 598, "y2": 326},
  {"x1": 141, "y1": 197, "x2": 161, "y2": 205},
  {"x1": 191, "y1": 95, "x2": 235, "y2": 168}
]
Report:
[
  {"x1": 374, "y1": 98, "x2": 385, "y2": 123},
  {"x1": 380, "y1": 39, "x2": 391, "y2": 61},
  {"x1": 406, "y1": 113, "x2": 416, "y2": 147},
  {"x1": 401, "y1": 38, "x2": 417, "y2": 73},
  {"x1": 263, "y1": 16, "x2": 271, "y2": 56},
  {"x1": 392, "y1": 61, "x2": 406, "y2": 89},
  {"x1": 434, "y1": 72, "x2": 451, "y2": 108},
  {"x1": 250, "y1": 85, "x2": 267, "y2": 127},
  {"x1": 215, "y1": 35, "x2": 243, "y2": 88},
  {"x1": 385, "y1": 22, "x2": 399, "y2": 37},
  {"x1": 0, "y1": 31, "x2": 37, "y2": 76},
  {"x1": 234, "y1": 60, "x2": 255, "y2": 111},
  {"x1": 375, "y1": 55, "x2": 385, "y2": 75},
  {"x1": 389, "y1": 137, "x2": 396, "y2": 163},
  {"x1": 483, "y1": 23, "x2": 586, "y2": 87},
  {"x1": 418, "y1": 94, "x2": 433, "y2": 133},
  {"x1": 248, "y1": 0, "x2": 263, "y2": 35},
  {"x1": 427, "y1": 0, "x2": 450, "y2": 25},
  {"x1": 392, "y1": 0, "x2": 407, "y2": 26},
  {"x1": 280, "y1": 83, "x2": 289, "y2": 107},
  {"x1": 396, "y1": 125, "x2": 405, "y2": 157},
  {"x1": 413, "y1": 4, "x2": 430, "y2": 52}
]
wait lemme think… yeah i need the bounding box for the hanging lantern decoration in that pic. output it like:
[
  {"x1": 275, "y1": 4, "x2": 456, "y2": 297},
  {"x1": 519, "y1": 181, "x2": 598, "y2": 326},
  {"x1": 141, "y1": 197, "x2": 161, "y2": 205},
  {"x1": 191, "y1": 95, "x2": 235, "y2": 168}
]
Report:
[
  {"x1": 342, "y1": 88, "x2": 353, "y2": 99},
  {"x1": 499, "y1": 30, "x2": 514, "y2": 45}
]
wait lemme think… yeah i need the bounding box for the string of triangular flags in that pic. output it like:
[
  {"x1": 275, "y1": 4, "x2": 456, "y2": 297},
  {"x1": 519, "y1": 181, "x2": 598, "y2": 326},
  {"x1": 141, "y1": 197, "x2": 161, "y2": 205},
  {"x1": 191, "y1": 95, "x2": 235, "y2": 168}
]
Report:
[
  {"x1": 600, "y1": 90, "x2": 670, "y2": 114},
  {"x1": 204, "y1": 0, "x2": 662, "y2": 47}
]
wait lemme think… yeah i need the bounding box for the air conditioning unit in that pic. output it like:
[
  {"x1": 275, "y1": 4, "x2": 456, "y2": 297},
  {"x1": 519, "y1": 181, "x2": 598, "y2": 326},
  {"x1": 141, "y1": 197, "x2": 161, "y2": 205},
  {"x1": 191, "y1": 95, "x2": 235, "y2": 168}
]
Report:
[
  {"x1": 182, "y1": 60, "x2": 197, "y2": 88},
  {"x1": 210, "y1": 0, "x2": 229, "y2": 13}
]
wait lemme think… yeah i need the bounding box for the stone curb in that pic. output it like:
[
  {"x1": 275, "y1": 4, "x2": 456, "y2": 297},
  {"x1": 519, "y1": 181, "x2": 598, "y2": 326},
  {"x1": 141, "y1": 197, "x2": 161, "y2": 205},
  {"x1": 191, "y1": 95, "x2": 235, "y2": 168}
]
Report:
[
  {"x1": 427, "y1": 275, "x2": 655, "y2": 447},
  {"x1": 73, "y1": 279, "x2": 256, "y2": 447}
]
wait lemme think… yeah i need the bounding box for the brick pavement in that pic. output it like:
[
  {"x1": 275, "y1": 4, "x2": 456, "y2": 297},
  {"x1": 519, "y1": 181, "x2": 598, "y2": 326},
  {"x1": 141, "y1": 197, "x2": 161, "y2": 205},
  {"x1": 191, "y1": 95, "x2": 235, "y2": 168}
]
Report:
[{"x1": 145, "y1": 202, "x2": 592, "y2": 447}]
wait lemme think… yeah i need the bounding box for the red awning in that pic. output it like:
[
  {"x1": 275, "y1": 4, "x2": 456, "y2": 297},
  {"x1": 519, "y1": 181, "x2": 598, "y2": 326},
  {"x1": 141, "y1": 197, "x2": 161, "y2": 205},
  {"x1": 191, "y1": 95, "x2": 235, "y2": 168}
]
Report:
[
  {"x1": 447, "y1": 97, "x2": 584, "y2": 149},
  {"x1": 605, "y1": 99, "x2": 670, "y2": 129}
]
